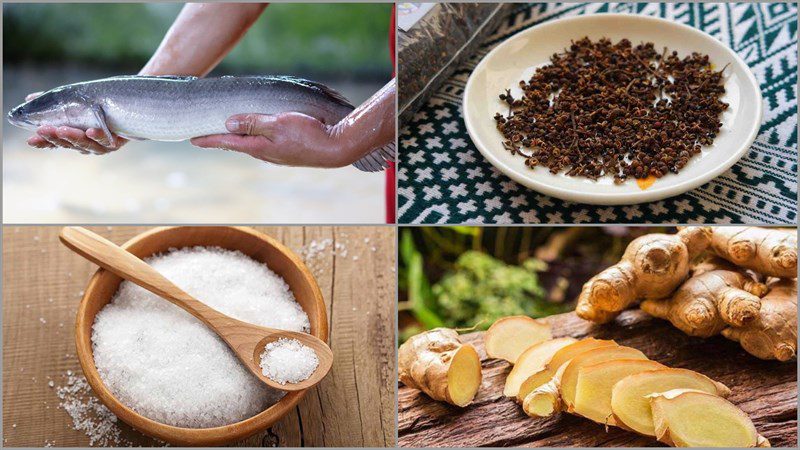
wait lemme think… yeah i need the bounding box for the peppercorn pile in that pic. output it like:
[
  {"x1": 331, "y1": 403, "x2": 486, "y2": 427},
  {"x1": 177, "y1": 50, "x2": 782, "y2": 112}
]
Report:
[{"x1": 494, "y1": 37, "x2": 728, "y2": 183}]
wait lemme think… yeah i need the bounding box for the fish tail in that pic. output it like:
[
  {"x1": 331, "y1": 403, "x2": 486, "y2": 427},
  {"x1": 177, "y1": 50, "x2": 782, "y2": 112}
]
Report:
[{"x1": 352, "y1": 142, "x2": 395, "y2": 172}]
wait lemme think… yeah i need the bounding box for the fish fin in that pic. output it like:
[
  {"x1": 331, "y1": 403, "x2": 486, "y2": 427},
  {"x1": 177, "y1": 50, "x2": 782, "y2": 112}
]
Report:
[
  {"x1": 352, "y1": 142, "x2": 395, "y2": 172},
  {"x1": 115, "y1": 132, "x2": 146, "y2": 141},
  {"x1": 90, "y1": 103, "x2": 115, "y2": 146},
  {"x1": 106, "y1": 75, "x2": 198, "y2": 82},
  {"x1": 273, "y1": 76, "x2": 354, "y2": 109},
  {"x1": 132, "y1": 75, "x2": 198, "y2": 81}
]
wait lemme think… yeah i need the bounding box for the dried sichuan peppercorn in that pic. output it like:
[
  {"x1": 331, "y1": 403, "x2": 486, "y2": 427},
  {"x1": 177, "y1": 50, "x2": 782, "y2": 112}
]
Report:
[{"x1": 494, "y1": 37, "x2": 729, "y2": 182}]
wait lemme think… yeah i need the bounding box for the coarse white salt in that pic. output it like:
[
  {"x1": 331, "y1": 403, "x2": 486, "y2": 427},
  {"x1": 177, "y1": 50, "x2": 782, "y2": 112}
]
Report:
[
  {"x1": 91, "y1": 246, "x2": 310, "y2": 428},
  {"x1": 259, "y1": 338, "x2": 319, "y2": 385},
  {"x1": 56, "y1": 372, "x2": 131, "y2": 447}
]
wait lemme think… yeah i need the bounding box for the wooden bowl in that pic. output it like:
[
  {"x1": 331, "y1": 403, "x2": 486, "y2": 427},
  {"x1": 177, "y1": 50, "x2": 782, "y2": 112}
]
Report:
[{"x1": 74, "y1": 226, "x2": 328, "y2": 446}]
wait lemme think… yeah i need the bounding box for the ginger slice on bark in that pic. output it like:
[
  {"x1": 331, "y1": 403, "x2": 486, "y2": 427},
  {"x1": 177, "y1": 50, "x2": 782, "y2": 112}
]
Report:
[
  {"x1": 502, "y1": 337, "x2": 577, "y2": 398},
  {"x1": 484, "y1": 316, "x2": 552, "y2": 363},
  {"x1": 610, "y1": 368, "x2": 730, "y2": 436},
  {"x1": 523, "y1": 345, "x2": 648, "y2": 418},
  {"x1": 649, "y1": 389, "x2": 770, "y2": 447},
  {"x1": 573, "y1": 359, "x2": 665, "y2": 426},
  {"x1": 508, "y1": 338, "x2": 616, "y2": 399}
]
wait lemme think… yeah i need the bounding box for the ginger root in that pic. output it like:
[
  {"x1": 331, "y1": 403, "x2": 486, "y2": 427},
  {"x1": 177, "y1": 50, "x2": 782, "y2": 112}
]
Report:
[
  {"x1": 484, "y1": 316, "x2": 552, "y2": 363},
  {"x1": 610, "y1": 368, "x2": 731, "y2": 437},
  {"x1": 576, "y1": 228, "x2": 708, "y2": 324},
  {"x1": 722, "y1": 278, "x2": 798, "y2": 361},
  {"x1": 640, "y1": 264, "x2": 768, "y2": 338},
  {"x1": 649, "y1": 389, "x2": 770, "y2": 447},
  {"x1": 703, "y1": 226, "x2": 797, "y2": 278},
  {"x1": 398, "y1": 328, "x2": 482, "y2": 407},
  {"x1": 578, "y1": 226, "x2": 797, "y2": 361}
]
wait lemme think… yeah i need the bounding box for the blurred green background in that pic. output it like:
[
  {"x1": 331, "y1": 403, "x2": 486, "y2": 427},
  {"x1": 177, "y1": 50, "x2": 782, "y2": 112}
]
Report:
[
  {"x1": 3, "y1": 2, "x2": 392, "y2": 79},
  {"x1": 398, "y1": 226, "x2": 672, "y2": 343}
]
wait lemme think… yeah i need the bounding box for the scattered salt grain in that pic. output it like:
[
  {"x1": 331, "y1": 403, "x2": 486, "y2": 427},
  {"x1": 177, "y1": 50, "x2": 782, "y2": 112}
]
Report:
[
  {"x1": 48, "y1": 380, "x2": 55, "y2": 388},
  {"x1": 56, "y1": 372, "x2": 131, "y2": 446},
  {"x1": 259, "y1": 338, "x2": 319, "y2": 385},
  {"x1": 92, "y1": 246, "x2": 310, "y2": 428},
  {"x1": 39, "y1": 317, "x2": 47, "y2": 324}
]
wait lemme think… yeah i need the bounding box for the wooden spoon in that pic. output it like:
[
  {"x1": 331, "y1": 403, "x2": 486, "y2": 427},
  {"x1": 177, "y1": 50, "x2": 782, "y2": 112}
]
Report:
[{"x1": 59, "y1": 226, "x2": 333, "y2": 391}]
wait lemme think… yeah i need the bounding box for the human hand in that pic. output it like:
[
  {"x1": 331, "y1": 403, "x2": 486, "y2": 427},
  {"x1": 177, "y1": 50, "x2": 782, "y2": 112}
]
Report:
[
  {"x1": 23, "y1": 92, "x2": 127, "y2": 155},
  {"x1": 191, "y1": 113, "x2": 355, "y2": 168},
  {"x1": 192, "y1": 79, "x2": 397, "y2": 170}
]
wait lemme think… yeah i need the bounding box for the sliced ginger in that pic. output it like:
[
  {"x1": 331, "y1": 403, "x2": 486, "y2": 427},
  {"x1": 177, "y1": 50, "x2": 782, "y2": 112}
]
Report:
[
  {"x1": 522, "y1": 363, "x2": 566, "y2": 417},
  {"x1": 398, "y1": 328, "x2": 482, "y2": 407},
  {"x1": 573, "y1": 358, "x2": 664, "y2": 426},
  {"x1": 559, "y1": 346, "x2": 648, "y2": 412},
  {"x1": 484, "y1": 316, "x2": 552, "y2": 363},
  {"x1": 502, "y1": 337, "x2": 576, "y2": 397},
  {"x1": 522, "y1": 345, "x2": 647, "y2": 418},
  {"x1": 509, "y1": 338, "x2": 616, "y2": 399},
  {"x1": 649, "y1": 389, "x2": 770, "y2": 447},
  {"x1": 610, "y1": 368, "x2": 731, "y2": 437}
]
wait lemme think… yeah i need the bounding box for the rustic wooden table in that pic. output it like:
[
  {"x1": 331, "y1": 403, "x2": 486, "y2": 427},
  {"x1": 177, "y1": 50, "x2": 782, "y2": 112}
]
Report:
[
  {"x1": 3, "y1": 226, "x2": 396, "y2": 447},
  {"x1": 399, "y1": 310, "x2": 798, "y2": 448}
]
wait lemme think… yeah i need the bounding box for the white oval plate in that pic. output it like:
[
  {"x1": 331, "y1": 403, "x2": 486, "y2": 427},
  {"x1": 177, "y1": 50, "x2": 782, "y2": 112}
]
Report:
[{"x1": 463, "y1": 14, "x2": 762, "y2": 205}]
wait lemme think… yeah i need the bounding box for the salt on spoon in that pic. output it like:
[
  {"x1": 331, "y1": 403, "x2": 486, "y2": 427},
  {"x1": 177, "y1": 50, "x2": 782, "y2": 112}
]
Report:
[{"x1": 59, "y1": 226, "x2": 333, "y2": 391}]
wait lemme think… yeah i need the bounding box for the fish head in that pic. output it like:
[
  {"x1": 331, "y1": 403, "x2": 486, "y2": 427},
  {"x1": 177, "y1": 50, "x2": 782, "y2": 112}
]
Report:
[{"x1": 7, "y1": 87, "x2": 96, "y2": 131}]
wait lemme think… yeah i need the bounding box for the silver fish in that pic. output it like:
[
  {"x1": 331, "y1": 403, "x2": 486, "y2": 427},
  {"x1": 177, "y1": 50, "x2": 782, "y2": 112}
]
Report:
[{"x1": 7, "y1": 75, "x2": 394, "y2": 172}]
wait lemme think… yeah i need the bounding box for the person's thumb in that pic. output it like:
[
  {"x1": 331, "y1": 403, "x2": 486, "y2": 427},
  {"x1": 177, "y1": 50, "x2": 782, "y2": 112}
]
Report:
[{"x1": 225, "y1": 114, "x2": 278, "y2": 137}]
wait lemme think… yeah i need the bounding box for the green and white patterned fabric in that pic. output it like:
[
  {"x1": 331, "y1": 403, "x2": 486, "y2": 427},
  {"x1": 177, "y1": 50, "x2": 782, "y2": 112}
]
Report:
[{"x1": 398, "y1": 2, "x2": 798, "y2": 224}]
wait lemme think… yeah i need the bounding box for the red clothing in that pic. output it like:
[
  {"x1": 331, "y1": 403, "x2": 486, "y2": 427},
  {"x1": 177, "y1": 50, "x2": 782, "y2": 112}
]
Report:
[{"x1": 385, "y1": 6, "x2": 396, "y2": 224}]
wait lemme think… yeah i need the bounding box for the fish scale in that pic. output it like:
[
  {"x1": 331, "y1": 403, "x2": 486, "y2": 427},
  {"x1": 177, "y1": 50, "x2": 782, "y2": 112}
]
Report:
[{"x1": 7, "y1": 75, "x2": 394, "y2": 172}]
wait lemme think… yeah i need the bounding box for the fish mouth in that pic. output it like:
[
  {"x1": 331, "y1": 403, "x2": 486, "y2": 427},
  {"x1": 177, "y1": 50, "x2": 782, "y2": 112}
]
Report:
[{"x1": 6, "y1": 108, "x2": 35, "y2": 129}]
